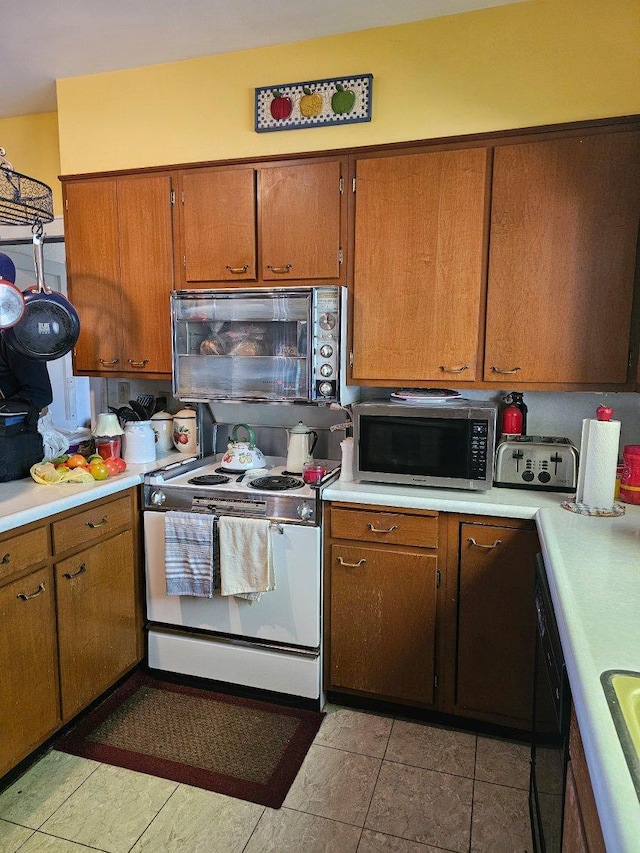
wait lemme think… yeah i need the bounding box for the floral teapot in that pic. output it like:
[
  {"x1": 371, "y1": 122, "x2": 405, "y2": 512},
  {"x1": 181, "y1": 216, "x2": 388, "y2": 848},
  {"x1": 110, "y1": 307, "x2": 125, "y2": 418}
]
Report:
[{"x1": 221, "y1": 423, "x2": 266, "y2": 472}]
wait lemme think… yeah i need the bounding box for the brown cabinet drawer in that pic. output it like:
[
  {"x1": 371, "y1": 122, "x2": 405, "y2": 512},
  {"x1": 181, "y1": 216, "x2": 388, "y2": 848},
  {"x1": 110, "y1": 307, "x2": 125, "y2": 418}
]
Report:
[
  {"x1": 0, "y1": 526, "x2": 50, "y2": 584},
  {"x1": 330, "y1": 507, "x2": 438, "y2": 548},
  {"x1": 52, "y1": 495, "x2": 131, "y2": 553}
]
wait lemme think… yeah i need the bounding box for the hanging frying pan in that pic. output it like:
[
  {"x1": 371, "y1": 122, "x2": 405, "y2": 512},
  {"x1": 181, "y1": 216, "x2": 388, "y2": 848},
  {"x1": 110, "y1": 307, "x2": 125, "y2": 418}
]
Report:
[
  {"x1": 3, "y1": 228, "x2": 80, "y2": 361},
  {"x1": 0, "y1": 253, "x2": 25, "y2": 329}
]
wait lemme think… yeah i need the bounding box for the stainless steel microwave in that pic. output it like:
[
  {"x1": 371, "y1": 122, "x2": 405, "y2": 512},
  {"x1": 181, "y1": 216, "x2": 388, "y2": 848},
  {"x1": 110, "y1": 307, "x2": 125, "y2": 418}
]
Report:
[
  {"x1": 171, "y1": 286, "x2": 357, "y2": 404},
  {"x1": 352, "y1": 400, "x2": 498, "y2": 491}
]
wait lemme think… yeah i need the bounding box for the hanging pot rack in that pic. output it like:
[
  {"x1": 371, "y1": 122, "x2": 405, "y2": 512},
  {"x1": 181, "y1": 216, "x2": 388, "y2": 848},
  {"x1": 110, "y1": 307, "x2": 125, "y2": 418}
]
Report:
[{"x1": 0, "y1": 146, "x2": 54, "y2": 226}]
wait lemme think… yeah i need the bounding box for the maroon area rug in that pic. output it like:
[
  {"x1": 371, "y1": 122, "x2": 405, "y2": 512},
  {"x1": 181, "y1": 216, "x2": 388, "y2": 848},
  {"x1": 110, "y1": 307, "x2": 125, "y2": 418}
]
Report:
[{"x1": 55, "y1": 672, "x2": 324, "y2": 808}]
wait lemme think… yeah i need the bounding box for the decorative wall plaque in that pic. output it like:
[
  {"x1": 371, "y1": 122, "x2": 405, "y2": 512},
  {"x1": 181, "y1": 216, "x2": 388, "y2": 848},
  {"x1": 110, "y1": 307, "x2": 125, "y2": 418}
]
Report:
[{"x1": 255, "y1": 74, "x2": 373, "y2": 133}]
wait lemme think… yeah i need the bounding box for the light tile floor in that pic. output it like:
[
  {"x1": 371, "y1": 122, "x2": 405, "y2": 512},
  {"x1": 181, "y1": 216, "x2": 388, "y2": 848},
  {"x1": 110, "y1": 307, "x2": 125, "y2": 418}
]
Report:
[{"x1": 0, "y1": 704, "x2": 532, "y2": 853}]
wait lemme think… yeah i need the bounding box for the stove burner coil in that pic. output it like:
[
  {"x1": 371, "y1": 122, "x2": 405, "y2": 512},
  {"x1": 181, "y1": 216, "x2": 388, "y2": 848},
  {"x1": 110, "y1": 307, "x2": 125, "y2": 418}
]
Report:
[
  {"x1": 248, "y1": 475, "x2": 304, "y2": 491},
  {"x1": 188, "y1": 474, "x2": 232, "y2": 486}
]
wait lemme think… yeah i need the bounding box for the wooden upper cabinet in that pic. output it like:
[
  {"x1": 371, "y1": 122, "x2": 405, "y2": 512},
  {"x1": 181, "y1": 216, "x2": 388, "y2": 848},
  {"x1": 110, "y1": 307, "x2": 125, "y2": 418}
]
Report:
[
  {"x1": 181, "y1": 167, "x2": 257, "y2": 283},
  {"x1": 351, "y1": 147, "x2": 489, "y2": 384},
  {"x1": 484, "y1": 131, "x2": 640, "y2": 385},
  {"x1": 64, "y1": 173, "x2": 175, "y2": 377},
  {"x1": 177, "y1": 158, "x2": 346, "y2": 287},
  {"x1": 259, "y1": 160, "x2": 343, "y2": 281}
]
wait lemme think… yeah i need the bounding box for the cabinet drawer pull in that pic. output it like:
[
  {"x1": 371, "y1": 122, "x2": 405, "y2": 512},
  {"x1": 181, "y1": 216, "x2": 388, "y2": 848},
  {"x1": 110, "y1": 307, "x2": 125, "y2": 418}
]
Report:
[
  {"x1": 337, "y1": 557, "x2": 366, "y2": 567},
  {"x1": 439, "y1": 365, "x2": 469, "y2": 374},
  {"x1": 1, "y1": 552, "x2": 10, "y2": 565},
  {"x1": 99, "y1": 358, "x2": 119, "y2": 366},
  {"x1": 16, "y1": 582, "x2": 45, "y2": 601},
  {"x1": 225, "y1": 264, "x2": 249, "y2": 274},
  {"x1": 366, "y1": 523, "x2": 398, "y2": 534},
  {"x1": 62, "y1": 563, "x2": 87, "y2": 580},
  {"x1": 489, "y1": 366, "x2": 521, "y2": 375},
  {"x1": 467, "y1": 537, "x2": 502, "y2": 550},
  {"x1": 127, "y1": 359, "x2": 149, "y2": 367},
  {"x1": 266, "y1": 264, "x2": 292, "y2": 274},
  {"x1": 86, "y1": 516, "x2": 108, "y2": 529}
]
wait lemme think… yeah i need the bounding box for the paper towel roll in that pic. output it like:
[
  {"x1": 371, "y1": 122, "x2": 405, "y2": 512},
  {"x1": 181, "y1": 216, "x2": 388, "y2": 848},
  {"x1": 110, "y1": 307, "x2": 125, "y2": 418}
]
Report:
[{"x1": 576, "y1": 418, "x2": 620, "y2": 508}]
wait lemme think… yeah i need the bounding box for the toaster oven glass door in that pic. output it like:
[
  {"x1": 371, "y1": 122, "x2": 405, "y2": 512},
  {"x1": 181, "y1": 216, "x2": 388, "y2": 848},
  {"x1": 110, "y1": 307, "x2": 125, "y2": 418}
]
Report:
[
  {"x1": 172, "y1": 292, "x2": 311, "y2": 401},
  {"x1": 358, "y1": 415, "x2": 476, "y2": 479}
]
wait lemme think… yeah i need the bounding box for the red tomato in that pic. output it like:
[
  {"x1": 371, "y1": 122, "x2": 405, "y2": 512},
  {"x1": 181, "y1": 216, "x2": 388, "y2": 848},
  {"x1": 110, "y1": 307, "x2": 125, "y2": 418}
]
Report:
[
  {"x1": 103, "y1": 457, "x2": 121, "y2": 477},
  {"x1": 112, "y1": 456, "x2": 127, "y2": 473},
  {"x1": 67, "y1": 453, "x2": 89, "y2": 468}
]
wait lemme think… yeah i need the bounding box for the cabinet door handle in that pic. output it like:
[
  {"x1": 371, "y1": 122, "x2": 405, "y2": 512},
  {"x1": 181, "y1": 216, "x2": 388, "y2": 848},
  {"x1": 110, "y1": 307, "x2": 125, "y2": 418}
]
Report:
[
  {"x1": 439, "y1": 365, "x2": 469, "y2": 374},
  {"x1": 467, "y1": 537, "x2": 502, "y2": 549},
  {"x1": 16, "y1": 582, "x2": 45, "y2": 601},
  {"x1": 86, "y1": 516, "x2": 108, "y2": 529},
  {"x1": 225, "y1": 264, "x2": 249, "y2": 274},
  {"x1": 337, "y1": 557, "x2": 366, "y2": 567},
  {"x1": 127, "y1": 359, "x2": 149, "y2": 367},
  {"x1": 99, "y1": 358, "x2": 119, "y2": 366},
  {"x1": 62, "y1": 563, "x2": 88, "y2": 580},
  {"x1": 489, "y1": 366, "x2": 521, "y2": 375},
  {"x1": 266, "y1": 264, "x2": 292, "y2": 274},
  {"x1": 1, "y1": 552, "x2": 10, "y2": 565},
  {"x1": 366, "y1": 523, "x2": 398, "y2": 534}
]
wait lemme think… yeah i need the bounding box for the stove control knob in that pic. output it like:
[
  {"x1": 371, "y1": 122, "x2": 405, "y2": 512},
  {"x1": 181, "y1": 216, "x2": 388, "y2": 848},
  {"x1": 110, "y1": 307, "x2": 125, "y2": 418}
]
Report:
[
  {"x1": 318, "y1": 381, "x2": 333, "y2": 397},
  {"x1": 297, "y1": 502, "x2": 314, "y2": 522},
  {"x1": 150, "y1": 489, "x2": 166, "y2": 507}
]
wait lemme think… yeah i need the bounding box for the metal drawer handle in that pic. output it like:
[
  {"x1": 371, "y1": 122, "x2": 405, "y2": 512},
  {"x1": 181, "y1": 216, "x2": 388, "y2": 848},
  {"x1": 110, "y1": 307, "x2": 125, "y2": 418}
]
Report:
[
  {"x1": 439, "y1": 365, "x2": 469, "y2": 373},
  {"x1": 62, "y1": 563, "x2": 87, "y2": 580},
  {"x1": 1, "y1": 552, "x2": 10, "y2": 565},
  {"x1": 99, "y1": 358, "x2": 119, "y2": 366},
  {"x1": 225, "y1": 264, "x2": 249, "y2": 274},
  {"x1": 337, "y1": 557, "x2": 366, "y2": 567},
  {"x1": 266, "y1": 264, "x2": 292, "y2": 274},
  {"x1": 127, "y1": 359, "x2": 149, "y2": 367},
  {"x1": 489, "y1": 366, "x2": 521, "y2": 375},
  {"x1": 16, "y1": 582, "x2": 45, "y2": 601},
  {"x1": 467, "y1": 537, "x2": 502, "y2": 550},
  {"x1": 86, "y1": 516, "x2": 108, "y2": 529},
  {"x1": 366, "y1": 523, "x2": 398, "y2": 534}
]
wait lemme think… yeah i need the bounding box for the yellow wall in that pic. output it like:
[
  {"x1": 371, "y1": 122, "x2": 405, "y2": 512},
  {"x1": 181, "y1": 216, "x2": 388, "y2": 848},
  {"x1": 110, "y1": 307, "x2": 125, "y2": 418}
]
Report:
[
  {"x1": 0, "y1": 112, "x2": 62, "y2": 215},
  {"x1": 56, "y1": 0, "x2": 640, "y2": 175}
]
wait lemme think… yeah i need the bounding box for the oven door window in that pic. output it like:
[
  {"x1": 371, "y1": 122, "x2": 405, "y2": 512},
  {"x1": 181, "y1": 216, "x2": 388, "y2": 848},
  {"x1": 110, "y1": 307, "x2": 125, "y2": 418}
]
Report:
[
  {"x1": 359, "y1": 416, "x2": 472, "y2": 478},
  {"x1": 173, "y1": 293, "x2": 311, "y2": 400}
]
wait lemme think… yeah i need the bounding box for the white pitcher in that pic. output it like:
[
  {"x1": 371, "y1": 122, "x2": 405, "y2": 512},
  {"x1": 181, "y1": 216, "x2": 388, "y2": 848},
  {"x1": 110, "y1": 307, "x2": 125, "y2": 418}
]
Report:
[{"x1": 286, "y1": 421, "x2": 318, "y2": 474}]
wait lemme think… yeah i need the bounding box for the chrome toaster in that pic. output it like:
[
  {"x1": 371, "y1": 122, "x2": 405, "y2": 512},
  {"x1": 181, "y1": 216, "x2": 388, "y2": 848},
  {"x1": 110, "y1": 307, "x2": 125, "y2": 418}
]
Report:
[{"x1": 494, "y1": 436, "x2": 578, "y2": 492}]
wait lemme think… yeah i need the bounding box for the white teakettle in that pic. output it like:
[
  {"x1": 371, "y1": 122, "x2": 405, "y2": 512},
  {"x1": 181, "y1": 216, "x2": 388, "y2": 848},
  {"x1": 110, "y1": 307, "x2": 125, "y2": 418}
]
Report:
[
  {"x1": 286, "y1": 421, "x2": 318, "y2": 474},
  {"x1": 221, "y1": 423, "x2": 266, "y2": 471}
]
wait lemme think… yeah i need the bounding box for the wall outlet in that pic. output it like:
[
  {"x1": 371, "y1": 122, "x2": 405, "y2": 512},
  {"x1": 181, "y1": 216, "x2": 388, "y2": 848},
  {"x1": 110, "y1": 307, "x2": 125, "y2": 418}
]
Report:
[{"x1": 117, "y1": 381, "x2": 130, "y2": 405}]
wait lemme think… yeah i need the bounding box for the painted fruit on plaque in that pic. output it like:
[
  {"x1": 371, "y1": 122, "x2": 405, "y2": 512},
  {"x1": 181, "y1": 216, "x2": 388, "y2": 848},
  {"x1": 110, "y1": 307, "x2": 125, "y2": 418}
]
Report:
[
  {"x1": 270, "y1": 90, "x2": 293, "y2": 120},
  {"x1": 331, "y1": 83, "x2": 356, "y2": 114},
  {"x1": 299, "y1": 87, "x2": 323, "y2": 117}
]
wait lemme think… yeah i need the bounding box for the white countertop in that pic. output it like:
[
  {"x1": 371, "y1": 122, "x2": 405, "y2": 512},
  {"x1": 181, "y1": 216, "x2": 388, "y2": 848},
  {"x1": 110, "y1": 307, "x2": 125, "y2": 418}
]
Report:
[
  {"x1": 324, "y1": 479, "x2": 640, "y2": 853},
  {"x1": 0, "y1": 451, "x2": 190, "y2": 534}
]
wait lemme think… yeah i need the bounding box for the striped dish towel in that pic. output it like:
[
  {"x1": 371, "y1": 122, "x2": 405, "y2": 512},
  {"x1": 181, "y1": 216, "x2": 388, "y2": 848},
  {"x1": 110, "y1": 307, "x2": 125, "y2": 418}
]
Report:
[{"x1": 165, "y1": 511, "x2": 216, "y2": 598}]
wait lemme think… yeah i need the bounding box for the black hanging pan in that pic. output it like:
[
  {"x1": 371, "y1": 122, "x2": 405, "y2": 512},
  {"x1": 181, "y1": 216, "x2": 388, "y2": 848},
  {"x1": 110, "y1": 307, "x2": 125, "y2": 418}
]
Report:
[{"x1": 4, "y1": 226, "x2": 80, "y2": 361}]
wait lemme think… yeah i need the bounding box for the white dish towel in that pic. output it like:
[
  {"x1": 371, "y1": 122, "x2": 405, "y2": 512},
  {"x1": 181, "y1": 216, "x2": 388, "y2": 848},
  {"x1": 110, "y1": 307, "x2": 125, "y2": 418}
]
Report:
[
  {"x1": 164, "y1": 510, "x2": 215, "y2": 598},
  {"x1": 218, "y1": 516, "x2": 275, "y2": 602}
]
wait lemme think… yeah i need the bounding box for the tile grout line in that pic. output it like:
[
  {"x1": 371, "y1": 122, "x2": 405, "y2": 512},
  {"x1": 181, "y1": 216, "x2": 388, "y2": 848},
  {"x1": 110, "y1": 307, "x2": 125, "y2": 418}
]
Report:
[{"x1": 123, "y1": 781, "x2": 181, "y2": 853}]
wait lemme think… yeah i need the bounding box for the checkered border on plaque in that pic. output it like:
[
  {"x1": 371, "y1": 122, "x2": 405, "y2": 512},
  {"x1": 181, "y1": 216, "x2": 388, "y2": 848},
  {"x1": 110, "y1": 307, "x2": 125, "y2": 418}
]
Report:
[{"x1": 255, "y1": 74, "x2": 373, "y2": 133}]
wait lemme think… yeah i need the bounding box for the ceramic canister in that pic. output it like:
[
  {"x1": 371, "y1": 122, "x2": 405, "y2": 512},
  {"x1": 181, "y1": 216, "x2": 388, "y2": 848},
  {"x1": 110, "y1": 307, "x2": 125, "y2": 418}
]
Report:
[
  {"x1": 150, "y1": 411, "x2": 174, "y2": 452},
  {"x1": 172, "y1": 407, "x2": 198, "y2": 454},
  {"x1": 122, "y1": 421, "x2": 156, "y2": 464}
]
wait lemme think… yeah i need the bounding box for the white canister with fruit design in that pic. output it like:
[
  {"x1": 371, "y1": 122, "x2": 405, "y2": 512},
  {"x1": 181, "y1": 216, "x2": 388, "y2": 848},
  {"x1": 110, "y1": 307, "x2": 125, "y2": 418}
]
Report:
[
  {"x1": 150, "y1": 410, "x2": 174, "y2": 452},
  {"x1": 173, "y1": 407, "x2": 198, "y2": 454}
]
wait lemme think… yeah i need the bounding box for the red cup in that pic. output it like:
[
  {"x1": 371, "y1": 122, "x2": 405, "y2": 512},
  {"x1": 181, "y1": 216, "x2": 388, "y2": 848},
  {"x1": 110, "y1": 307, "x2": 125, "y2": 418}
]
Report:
[
  {"x1": 96, "y1": 437, "x2": 122, "y2": 460},
  {"x1": 303, "y1": 462, "x2": 327, "y2": 484}
]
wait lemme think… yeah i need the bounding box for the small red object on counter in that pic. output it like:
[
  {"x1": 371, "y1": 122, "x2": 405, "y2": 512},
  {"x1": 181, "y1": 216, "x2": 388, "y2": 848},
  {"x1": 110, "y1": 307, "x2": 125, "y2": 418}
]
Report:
[
  {"x1": 620, "y1": 445, "x2": 640, "y2": 504},
  {"x1": 302, "y1": 462, "x2": 327, "y2": 484},
  {"x1": 596, "y1": 405, "x2": 614, "y2": 421}
]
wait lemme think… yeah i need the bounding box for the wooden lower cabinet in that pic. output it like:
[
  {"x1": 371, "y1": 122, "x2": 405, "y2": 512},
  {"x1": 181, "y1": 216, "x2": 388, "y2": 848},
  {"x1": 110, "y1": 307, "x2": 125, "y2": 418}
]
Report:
[
  {"x1": 325, "y1": 503, "x2": 539, "y2": 728},
  {"x1": 0, "y1": 565, "x2": 60, "y2": 776},
  {"x1": 563, "y1": 708, "x2": 606, "y2": 852},
  {"x1": 445, "y1": 516, "x2": 539, "y2": 729},
  {"x1": 326, "y1": 503, "x2": 441, "y2": 707},
  {"x1": 0, "y1": 488, "x2": 142, "y2": 780},
  {"x1": 56, "y1": 529, "x2": 138, "y2": 720}
]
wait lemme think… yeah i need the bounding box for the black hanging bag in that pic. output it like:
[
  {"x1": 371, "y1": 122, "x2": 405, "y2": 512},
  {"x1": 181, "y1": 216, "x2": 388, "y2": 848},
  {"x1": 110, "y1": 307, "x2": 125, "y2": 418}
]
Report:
[{"x1": 0, "y1": 398, "x2": 43, "y2": 482}]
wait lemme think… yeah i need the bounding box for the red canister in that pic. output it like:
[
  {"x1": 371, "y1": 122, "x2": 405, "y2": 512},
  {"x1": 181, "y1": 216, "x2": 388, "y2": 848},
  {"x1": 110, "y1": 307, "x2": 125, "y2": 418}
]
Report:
[
  {"x1": 501, "y1": 403, "x2": 523, "y2": 436},
  {"x1": 619, "y1": 445, "x2": 640, "y2": 504}
]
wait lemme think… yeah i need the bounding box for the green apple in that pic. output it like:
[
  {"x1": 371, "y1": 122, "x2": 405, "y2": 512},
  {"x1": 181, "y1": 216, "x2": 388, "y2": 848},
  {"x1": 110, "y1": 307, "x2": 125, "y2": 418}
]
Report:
[{"x1": 331, "y1": 83, "x2": 356, "y2": 115}]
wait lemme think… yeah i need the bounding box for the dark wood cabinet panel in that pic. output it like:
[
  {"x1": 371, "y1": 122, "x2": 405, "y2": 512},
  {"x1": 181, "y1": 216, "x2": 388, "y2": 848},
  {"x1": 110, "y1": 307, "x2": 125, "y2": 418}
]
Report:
[
  {"x1": 484, "y1": 131, "x2": 640, "y2": 385},
  {"x1": 351, "y1": 147, "x2": 489, "y2": 383}
]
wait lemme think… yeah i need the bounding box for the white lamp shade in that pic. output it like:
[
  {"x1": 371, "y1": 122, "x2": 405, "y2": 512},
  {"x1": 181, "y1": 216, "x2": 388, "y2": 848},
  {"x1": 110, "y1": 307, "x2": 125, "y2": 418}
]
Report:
[{"x1": 93, "y1": 412, "x2": 124, "y2": 436}]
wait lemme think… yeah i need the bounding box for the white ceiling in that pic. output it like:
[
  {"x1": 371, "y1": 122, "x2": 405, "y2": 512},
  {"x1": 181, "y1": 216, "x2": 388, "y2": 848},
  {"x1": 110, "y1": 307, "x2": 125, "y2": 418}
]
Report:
[{"x1": 3, "y1": 0, "x2": 523, "y2": 120}]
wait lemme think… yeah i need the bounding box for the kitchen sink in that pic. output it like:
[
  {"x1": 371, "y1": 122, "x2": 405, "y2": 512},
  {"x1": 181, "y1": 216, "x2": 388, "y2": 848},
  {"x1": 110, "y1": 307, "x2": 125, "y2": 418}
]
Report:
[{"x1": 601, "y1": 670, "x2": 640, "y2": 800}]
